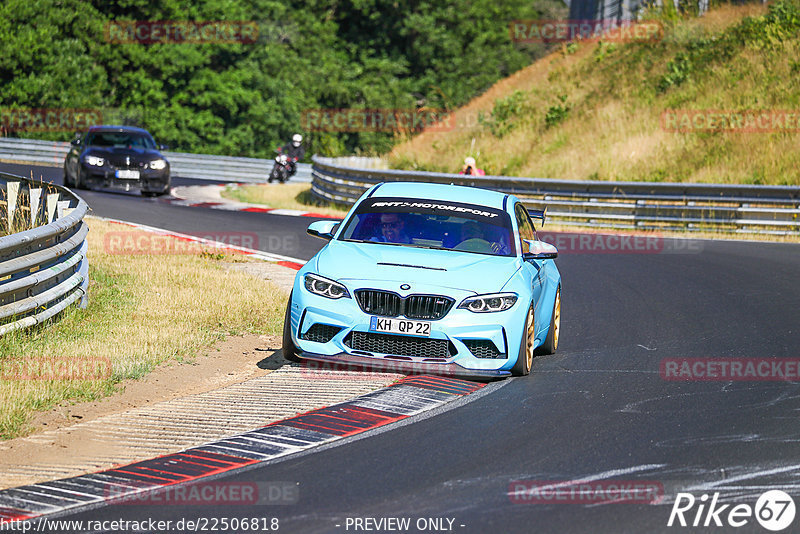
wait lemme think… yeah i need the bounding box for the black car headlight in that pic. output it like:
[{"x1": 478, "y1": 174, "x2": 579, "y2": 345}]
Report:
[
  {"x1": 148, "y1": 159, "x2": 167, "y2": 170},
  {"x1": 84, "y1": 155, "x2": 104, "y2": 166},
  {"x1": 458, "y1": 292, "x2": 518, "y2": 313},
  {"x1": 304, "y1": 273, "x2": 351, "y2": 299}
]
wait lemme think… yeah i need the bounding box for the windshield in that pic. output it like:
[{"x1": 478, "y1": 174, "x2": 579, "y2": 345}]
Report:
[
  {"x1": 339, "y1": 197, "x2": 516, "y2": 257},
  {"x1": 86, "y1": 131, "x2": 156, "y2": 150}
]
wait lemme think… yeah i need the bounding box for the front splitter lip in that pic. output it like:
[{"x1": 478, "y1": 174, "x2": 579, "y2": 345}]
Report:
[{"x1": 299, "y1": 351, "x2": 512, "y2": 379}]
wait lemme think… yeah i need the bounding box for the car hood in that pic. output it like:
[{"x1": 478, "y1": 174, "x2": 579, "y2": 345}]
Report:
[
  {"x1": 314, "y1": 240, "x2": 520, "y2": 295},
  {"x1": 84, "y1": 146, "x2": 164, "y2": 161}
]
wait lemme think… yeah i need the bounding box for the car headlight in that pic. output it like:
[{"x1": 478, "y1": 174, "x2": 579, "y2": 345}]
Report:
[
  {"x1": 304, "y1": 273, "x2": 351, "y2": 299},
  {"x1": 148, "y1": 159, "x2": 167, "y2": 170},
  {"x1": 84, "y1": 155, "x2": 104, "y2": 166},
  {"x1": 458, "y1": 292, "x2": 518, "y2": 313}
]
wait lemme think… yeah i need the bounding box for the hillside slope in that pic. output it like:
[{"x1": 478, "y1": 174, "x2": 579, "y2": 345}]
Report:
[{"x1": 389, "y1": 2, "x2": 800, "y2": 185}]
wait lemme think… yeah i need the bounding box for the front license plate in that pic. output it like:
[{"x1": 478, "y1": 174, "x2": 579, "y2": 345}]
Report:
[
  {"x1": 115, "y1": 170, "x2": 140, "y2": 179},
  {"x1": 370, "y1": 316, "x2": 431, "y2": 337}
]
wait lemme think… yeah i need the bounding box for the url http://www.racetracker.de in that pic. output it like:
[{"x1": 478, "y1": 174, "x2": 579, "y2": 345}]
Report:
[{"x1": 0, "y1": 516, "x2": 281, "y2": 533}]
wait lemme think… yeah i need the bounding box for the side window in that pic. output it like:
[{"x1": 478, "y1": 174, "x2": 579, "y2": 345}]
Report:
[{"x1": 514, "y1": 203, "x2": 536, "y2": 252}]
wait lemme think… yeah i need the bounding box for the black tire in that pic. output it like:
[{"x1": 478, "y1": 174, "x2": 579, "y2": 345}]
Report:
[
  {"x1": 63, "y1": 165, "x2": 72, "y2": 187},
  {"x1": 512, "y1": 304, "x2": 535, "y2": 376},
  {"x1": 282, "y1": 293, "x2": 301, "y2": 363},
  {"x1": 536, "y1": 287, "x2": 561, "y2": 356},
  {"x1": 75, "y1": 168, "x2": 88, "y2": 190},
  {"x1": 268, "y1": 165, "x2": 280, "y2": 183}
]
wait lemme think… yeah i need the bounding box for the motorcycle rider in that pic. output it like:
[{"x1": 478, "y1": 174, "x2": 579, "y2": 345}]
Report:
[
  {"x1": 281, "y1": 134, "x2": 306, "y2": 176},
  {"x1": 269, "y1": 134, "x2": 306, "y2": 183}
]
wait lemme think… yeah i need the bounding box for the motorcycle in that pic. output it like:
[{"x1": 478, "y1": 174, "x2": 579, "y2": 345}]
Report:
[{"x1": 268, "y1": 149, "x2": 296, "y2": 183}]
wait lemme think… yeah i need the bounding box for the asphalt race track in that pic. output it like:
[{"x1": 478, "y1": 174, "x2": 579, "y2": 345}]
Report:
[
  {"x1": 4, "y1": 161, "x2": 800, "y2": 533},
  {"x1": 1, "y1": 162, "x2": 327, "y2": 261}
]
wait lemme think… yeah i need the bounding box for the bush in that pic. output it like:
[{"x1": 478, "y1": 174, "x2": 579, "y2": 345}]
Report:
[
  {"x1": 479, "y1": 90, "x2": 529, "y2": 138},
  {"x1": 544, "y1": 95, "x2": 570, "y2": 128},
  {"x1": 657, "y1": 0, "x2": 800, "y2": 92}
]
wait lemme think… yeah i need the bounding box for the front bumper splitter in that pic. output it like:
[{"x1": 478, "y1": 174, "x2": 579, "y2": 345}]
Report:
[{"x1": 299, "y1": 351, "x2": 511, "y2": 379}]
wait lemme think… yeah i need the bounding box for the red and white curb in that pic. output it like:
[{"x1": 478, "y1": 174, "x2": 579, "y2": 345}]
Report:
[
  {"x1": 91, "y1": 216, "x2": 307, "y2": 270},
  {"x1": 165, "y1": 184, "x2": 343, "y2": 220},
  {"x1": 0, "y1": 375, "x2": 484, "y2": 525}
]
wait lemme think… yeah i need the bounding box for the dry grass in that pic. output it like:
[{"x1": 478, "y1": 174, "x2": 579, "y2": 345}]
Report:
[
  {"x1": 0, "y1": 217, "x2": 288, "y2": 439},
  {"x1": 0, "y1": 177, "x2": 61, "y2": 237},
  {"x1": 221, "y1": 183, "x2": 350, "y2": 217},
  {"x1": 389, "y1": 2, "x2": 800, "y2": 185}
]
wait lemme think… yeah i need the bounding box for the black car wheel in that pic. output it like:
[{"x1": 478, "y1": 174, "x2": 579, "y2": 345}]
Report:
[
  {"x1": 282, "y1": 293, "x2": 301, "y2": 363},
  {"x1": 63, "y1": 166, "x2": 72, "y2": 187},
  {"x1": 75, "y1": 168, "x2": 88, "y2": 190}
]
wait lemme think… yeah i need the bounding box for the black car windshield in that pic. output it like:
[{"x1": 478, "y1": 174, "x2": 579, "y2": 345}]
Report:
[
  {"x1": 86, "y1": 132, "x2": 156, "y2": 150},
  {"x1": 339, "y1": 197, "x2": 516, "y2": 257}
]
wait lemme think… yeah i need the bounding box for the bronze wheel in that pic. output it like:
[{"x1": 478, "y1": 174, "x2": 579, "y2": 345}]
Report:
[
  {"x1": 512, "y1": 304, "x2": 535, "y2": 376},
  {"x1": 537, "y1": 287, "x2": 561, "y2": 355}
]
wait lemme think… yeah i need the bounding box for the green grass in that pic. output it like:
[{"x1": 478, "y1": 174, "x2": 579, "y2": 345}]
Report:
[
  {"x1": 390, "y1": 0, "x2": 800, "y2": 184},
  {"x1": 221, "y1": 183, "x2": 351, "y2": 217},
  {"x1": 0, "y1": 218, "x2": 288, "y2": 439}
]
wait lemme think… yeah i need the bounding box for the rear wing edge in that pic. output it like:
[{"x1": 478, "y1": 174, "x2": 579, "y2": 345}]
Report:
[{"x1": 528, "y1": 207, "x2": 547, "y2": 227}]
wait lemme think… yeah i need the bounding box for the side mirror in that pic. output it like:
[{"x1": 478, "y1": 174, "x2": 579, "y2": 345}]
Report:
[
  {"x1": 307, "y1": 220, "x2": 339, "y2": 240},
  {"x1": 522, "y1": 239, "x2": 558, "y2": 260},
  {"x1": 70, "y1": 137, "x2": 81, "y2": 146},
  {"x1": 158, "y1": 144, "x2": 168, "y2": 151}
]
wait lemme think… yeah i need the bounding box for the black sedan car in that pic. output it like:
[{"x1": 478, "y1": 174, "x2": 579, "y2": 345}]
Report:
[{"x1": 64, "y1": 125, "x2": 170, "y2": 196}]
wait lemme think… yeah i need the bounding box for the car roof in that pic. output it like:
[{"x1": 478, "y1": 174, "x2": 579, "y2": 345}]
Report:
[
  {"x1": 87, "y1": 125, "x2": 152, "y2": 135},
  {"x1": 370, "y1": 181, "x2": 509, "y2": 211}
]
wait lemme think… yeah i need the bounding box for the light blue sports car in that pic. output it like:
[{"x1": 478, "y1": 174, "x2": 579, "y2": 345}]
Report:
[{"x1": 282, "y1": 181, "x2": 561, "y2": 378}]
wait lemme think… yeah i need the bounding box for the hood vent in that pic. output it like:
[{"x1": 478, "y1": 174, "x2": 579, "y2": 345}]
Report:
[{"x1": 376, "y1": 262, "x2": 446, "y2": 271}]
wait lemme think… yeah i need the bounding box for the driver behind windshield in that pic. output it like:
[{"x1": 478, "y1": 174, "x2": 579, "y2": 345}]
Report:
[
  {"x1": 373, "y1": 213, "x2": 411, "y2": 244},
  {"x1": 341, "y1": 198, "x2": 515, "y2": 256}
]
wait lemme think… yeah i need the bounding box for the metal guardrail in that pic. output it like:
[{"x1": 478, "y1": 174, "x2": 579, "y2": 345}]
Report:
[
  {"x1": 0, "y1": 137, "x2": 311, "y2": 183},
  {"x1": 311, "y1": 156, "x2": 800, "y2": 235},
  {"x1": 0, "y1": 172, "x2": 89, "y2": 336}
]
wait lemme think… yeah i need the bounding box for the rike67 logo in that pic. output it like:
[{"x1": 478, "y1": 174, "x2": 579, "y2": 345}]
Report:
[{"x1": 668, "y1": 490, "x2": 796, "y2": 531}]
